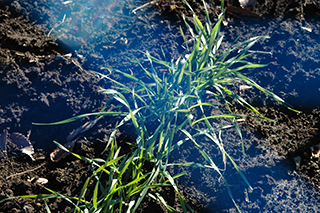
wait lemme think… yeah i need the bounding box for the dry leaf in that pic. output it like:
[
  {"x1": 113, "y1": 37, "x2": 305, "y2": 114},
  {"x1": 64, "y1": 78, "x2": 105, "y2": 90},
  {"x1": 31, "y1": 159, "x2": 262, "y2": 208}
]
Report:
[
  {"x1": 11, "y1": 132, "x2": 35, "y2": 161},
  {"x1": 66, "y1": 115, "x2": 103, "y2": 142},
  {"x1": 50, "y1": 116, "x2": 102, "y2": 162},
  {"x1": 50, "y1": 140, "x2": 75, "y2": 162}
]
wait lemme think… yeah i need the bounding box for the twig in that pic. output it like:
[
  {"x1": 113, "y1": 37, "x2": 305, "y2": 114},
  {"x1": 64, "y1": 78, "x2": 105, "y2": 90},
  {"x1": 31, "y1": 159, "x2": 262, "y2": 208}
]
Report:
[
  {"x1": 6, "y1": 162, "x2": 47, "y2": 180},
  {"x1": 48, "y1": 14, "x2": 66, "y2": 37},
  {"x1": 132, "y1": 0, "x2": 156, "y2": 14}
]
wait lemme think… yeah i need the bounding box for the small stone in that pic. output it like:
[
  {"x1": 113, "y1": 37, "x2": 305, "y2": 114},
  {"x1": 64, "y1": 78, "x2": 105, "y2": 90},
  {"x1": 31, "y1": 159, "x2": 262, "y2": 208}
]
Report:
[
  {"x1": 36, "y1": 178, "x2": 48, "y2": 185},
  {"x1": 10, "y1": 132, "x2": 35, "y2": 161}
]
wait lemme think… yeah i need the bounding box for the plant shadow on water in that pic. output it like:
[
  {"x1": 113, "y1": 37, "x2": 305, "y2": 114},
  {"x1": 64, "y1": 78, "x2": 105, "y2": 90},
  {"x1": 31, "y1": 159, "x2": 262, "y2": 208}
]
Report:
[{"x1": 1, "y1": 0, "x2": 320, "y2": 212}]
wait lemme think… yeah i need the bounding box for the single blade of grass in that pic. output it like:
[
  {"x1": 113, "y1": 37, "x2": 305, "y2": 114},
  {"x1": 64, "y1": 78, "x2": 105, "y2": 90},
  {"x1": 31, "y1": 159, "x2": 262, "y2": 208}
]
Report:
[
  {"x1": 235, "y1": 72, "x2": 302, "y2": 113},
  {"x1": 0, "y1": 194, "x2": 57, "y2": 203},
  {"x1": 32, "y1": 111, "x2": 126, "y2": 125},
  {"x1": 44, "y1": 187, "x2": 82, "y2": 212},
  {"x1": 44, "y1": 200, "x2": 51, "y2": 213},
  {"x1": 93, "y1": 180, "x2": 99, "y2": 209},
  {"x1": 192, "y1": 114, "x2": 273, "y2": 126}
]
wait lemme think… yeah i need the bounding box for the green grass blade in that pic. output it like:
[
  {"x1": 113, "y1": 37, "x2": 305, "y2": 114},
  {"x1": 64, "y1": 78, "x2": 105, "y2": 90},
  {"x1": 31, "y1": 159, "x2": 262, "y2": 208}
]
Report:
[
  {"x1": 236, "y1": 72, "x2": 301, "y2": 113},
  {"x1": 192, "y1": 114, "x2": 273, "y2": 126},
  {"x1": 93, "y1": 180, "x2": 99, "y2": 209},
  {"x1": 162, "y1": 170, "x2": 193, "y2": 213},
  {"x1": 32, "y1": 111, "x2": 127, "y2": 125},
  {"x1": 76, "y1": 177, "x2": 91, "y2": 208},
  {"x1": 44, "y1": 200, "x2": 51, "y2": 213},
  {"x1": 0, "y1": 194, "x2": 57, "y2": 203},
  {"x1": 44, "y1": 187, "x2": 82, "y2": 212}
]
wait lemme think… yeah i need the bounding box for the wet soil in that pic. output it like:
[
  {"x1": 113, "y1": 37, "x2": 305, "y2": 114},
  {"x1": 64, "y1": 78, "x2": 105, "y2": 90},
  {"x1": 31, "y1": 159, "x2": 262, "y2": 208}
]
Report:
[{"x1": 1, "y1": 0, "x2": 320, "y2": 212}]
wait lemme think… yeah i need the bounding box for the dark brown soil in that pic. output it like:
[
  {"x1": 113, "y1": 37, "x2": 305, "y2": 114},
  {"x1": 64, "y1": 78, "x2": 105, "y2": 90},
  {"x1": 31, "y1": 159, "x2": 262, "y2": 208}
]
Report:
[{"x1": 1, "y1": 0, "x2": 320, "y2": 212}]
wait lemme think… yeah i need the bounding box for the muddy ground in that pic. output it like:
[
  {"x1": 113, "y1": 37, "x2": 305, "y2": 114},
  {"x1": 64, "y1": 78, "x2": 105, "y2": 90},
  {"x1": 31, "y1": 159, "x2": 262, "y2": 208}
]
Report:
[{"x1": 0, "y1": 0, "x2": 320, "y2": 212}]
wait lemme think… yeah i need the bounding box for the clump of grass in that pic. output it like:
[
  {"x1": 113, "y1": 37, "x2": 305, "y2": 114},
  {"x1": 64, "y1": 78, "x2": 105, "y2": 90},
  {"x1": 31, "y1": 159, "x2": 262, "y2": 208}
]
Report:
[{"x1": 0, "y1": 0, "x2": 300, "y2": 212}]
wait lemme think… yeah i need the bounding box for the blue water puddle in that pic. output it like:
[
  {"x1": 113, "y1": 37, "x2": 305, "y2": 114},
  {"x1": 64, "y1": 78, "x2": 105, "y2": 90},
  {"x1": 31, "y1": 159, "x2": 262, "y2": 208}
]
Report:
[{"x1": 17, "y1": 0, "x2": 320, "y2": 211}]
